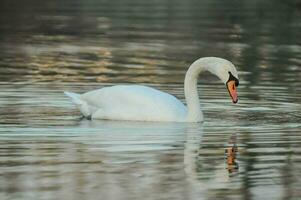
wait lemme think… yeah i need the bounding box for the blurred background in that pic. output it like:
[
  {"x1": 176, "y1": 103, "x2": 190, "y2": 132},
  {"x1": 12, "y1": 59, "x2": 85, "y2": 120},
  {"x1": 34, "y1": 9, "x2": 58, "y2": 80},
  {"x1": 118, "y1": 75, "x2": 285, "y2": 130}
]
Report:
[
  {"x1": 1, "y1": 0, "x2": 301, "y2": 84},
  {"x1": 1, "y1": 0, "x2": 301, "y2": 200}
]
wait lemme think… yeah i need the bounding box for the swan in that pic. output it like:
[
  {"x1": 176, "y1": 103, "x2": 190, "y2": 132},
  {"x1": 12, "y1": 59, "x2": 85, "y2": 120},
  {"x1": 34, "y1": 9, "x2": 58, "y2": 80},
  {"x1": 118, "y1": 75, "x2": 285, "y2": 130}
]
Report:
[{"x1": 64, "y1": 57, "x2": 239, "y2": 122}]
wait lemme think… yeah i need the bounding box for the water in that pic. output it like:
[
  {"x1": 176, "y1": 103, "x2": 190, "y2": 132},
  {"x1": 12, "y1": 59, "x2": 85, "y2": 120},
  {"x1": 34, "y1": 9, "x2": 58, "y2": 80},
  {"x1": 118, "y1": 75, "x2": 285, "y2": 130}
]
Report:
[{"x1": 1, "y1": 0, "x2": 301, "y2": 199}]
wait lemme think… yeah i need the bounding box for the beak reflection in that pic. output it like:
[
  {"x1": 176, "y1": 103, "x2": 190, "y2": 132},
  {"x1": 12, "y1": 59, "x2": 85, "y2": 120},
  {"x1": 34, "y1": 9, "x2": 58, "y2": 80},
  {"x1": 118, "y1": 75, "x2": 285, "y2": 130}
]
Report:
[{"x1": 225, "y1": 134, "x2": 239, "y2": 174}]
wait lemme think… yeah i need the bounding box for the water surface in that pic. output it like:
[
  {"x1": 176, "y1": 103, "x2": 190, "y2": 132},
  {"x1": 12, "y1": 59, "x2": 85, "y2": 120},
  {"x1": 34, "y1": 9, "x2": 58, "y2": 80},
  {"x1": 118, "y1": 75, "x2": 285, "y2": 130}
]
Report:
[{"x1": 1, "y1": 0, "x2": 301, "y2": 199}]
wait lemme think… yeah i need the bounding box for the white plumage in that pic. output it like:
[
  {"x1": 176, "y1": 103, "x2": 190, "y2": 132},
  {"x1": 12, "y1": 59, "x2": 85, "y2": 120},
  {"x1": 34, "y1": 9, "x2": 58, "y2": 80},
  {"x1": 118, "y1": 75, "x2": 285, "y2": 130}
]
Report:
[{"x1": 64, "y1": 57, "x2": 239, "y2": 122}]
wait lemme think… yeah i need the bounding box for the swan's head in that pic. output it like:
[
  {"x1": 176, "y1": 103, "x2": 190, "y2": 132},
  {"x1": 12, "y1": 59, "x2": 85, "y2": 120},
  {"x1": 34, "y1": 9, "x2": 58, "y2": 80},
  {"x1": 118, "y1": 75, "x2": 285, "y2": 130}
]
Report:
[
  {"x1": 225, "y1": 70, "x2": 239, "y2": 104},
  {"x1": 197, "y1": 57, "x2": 239, "y2": 103},
  {"x1": 215, "y1": 58, "x2": 239, "y2": 104}
]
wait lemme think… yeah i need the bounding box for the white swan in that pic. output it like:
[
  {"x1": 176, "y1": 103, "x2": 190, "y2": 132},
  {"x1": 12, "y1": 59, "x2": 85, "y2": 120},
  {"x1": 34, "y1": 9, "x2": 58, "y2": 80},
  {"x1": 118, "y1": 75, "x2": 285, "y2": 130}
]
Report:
[{"x1": 64, "y1": 57, "x2": 239, "y2": 122}]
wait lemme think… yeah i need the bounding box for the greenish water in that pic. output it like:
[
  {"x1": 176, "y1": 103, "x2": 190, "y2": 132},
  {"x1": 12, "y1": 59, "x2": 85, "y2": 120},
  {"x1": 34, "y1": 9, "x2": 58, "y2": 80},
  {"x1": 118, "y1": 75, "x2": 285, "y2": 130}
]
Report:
[{"x1": 1, "y1": 0, "x2": 301, "y2": 199}]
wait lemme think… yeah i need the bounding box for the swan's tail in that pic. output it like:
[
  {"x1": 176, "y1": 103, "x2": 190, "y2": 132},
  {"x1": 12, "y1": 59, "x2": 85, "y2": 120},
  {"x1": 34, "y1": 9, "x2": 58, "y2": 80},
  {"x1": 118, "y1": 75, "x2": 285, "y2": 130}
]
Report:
[
  {"x1": 64, "y1": 91, "x2": 82, "y2": 104},
  {"x1": 64, "y1": 91, "x2": 91, "y2": 117}
]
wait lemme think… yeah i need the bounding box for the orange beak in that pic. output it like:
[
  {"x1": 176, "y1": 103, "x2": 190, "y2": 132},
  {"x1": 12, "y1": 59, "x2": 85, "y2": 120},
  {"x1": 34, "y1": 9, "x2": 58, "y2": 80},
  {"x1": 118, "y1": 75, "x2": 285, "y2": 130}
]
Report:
[{"x1": 227, "y1": 80, "x2": 238, "y2": 104}]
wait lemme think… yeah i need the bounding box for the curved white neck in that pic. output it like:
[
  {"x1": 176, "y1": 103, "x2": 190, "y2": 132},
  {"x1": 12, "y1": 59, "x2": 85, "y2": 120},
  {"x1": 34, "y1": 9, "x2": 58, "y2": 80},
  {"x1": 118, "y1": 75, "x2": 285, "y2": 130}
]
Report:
[
  {"x1": 184, "y1": 57, "x2": 228, "y2": 122},
  {"x1": 184, "y1": 60, "x2": 204, "y2": 122}
]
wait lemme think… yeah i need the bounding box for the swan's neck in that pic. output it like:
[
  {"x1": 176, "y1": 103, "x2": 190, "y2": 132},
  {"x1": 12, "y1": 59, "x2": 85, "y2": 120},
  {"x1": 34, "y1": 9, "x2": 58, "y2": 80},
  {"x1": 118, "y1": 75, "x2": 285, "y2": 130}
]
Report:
[
  {"x1": 184, "y1": 58, "x2": 224, "y2": 122},
  {"x1": 184, "y1": 60, "x2": 204, "y2": 122}
]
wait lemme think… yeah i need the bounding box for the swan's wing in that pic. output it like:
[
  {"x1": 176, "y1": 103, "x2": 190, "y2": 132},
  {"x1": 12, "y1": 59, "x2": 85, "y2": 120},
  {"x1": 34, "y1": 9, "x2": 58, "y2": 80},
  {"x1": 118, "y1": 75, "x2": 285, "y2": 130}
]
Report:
[{"x1": 81, "y1": 85, "x2": 187, "y2": 121}]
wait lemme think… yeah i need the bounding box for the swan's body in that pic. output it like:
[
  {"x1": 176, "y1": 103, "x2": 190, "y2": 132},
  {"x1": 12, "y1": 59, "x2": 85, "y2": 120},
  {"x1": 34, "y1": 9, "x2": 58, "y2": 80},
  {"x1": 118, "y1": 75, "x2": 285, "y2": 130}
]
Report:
[
  {"x1": 65, "y1": 57, "x2": 239, "y2": 122},
  {"x1": 66, "y1": 85, "x2": 187, "y2": 122}
]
